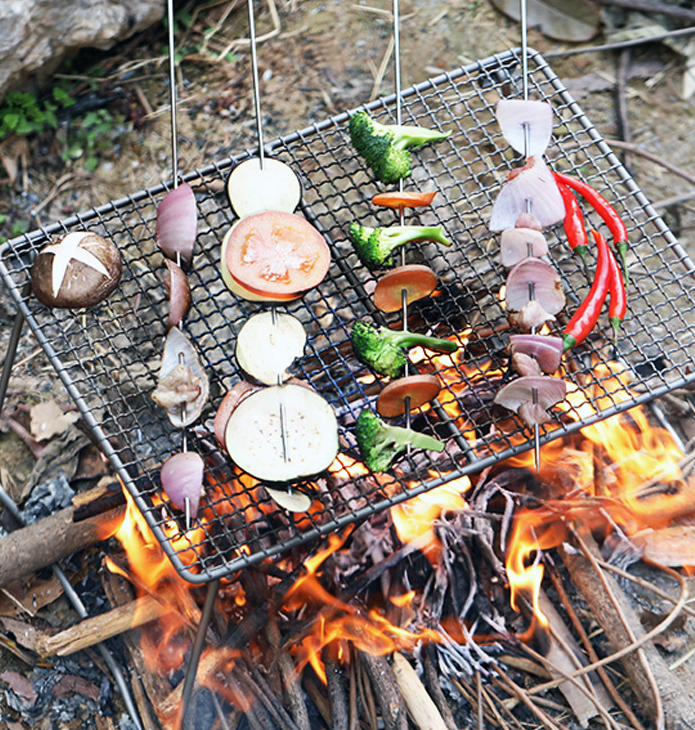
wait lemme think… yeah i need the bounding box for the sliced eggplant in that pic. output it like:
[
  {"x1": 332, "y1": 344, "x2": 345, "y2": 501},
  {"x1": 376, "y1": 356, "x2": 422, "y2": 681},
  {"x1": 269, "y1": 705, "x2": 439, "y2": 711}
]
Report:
[
  {"x1": 235, "y1": 311, "x2": 306, "y2": 385},
  {"x1": 265, "y1": 486, "x2": 313, "y2": 513},
  {"x1": 213, "y1": 381, "x2": 260, "y2": 446},
  {"x1": 227, "y1": 158, "x2": 302, "y2": 218},
  {"x1": 225, "y1": 383, "x2": 339, "y2": 482},
  {"x1": 151, "y1": 327, "x2": 209, "y2": 427}
]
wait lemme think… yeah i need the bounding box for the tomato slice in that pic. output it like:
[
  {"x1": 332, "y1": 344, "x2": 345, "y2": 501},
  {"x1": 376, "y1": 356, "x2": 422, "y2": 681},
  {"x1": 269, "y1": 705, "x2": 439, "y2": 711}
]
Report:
[
  {"x1": 220, "y1": 224, "x2": 301, "y2": 302},
  {"x1": 373, "y1": 264, "x2": 437, "y2": 312},
  {"x1": 225, "y1": 211, "x2": 330, "y2": 297},
  {"x1": 371, "y1": 191, "x2": 437, "y2": 209},
  {"x1": 376, "y1": 374, "x2": 441, "y2": 417}
]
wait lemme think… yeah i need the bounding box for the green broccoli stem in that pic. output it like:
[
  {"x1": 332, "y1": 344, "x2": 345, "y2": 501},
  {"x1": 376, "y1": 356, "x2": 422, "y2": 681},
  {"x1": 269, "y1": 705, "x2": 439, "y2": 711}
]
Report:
[
  {"x1": 389, "y1": 124, "x2": 451, "y2": 150},
  {"x1": 381, "y1": 327, "x2": 458, "y2": 355},
  {"x1": 382, "y1": 225, "x2": 452, "y2": 248},
  {"x1": 387, "y1": 423, "x2": 444, "y2": 452}
]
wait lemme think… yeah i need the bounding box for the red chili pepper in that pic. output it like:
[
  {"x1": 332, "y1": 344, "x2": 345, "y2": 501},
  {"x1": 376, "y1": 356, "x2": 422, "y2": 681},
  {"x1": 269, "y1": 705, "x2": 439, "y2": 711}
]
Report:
[
  {"x1": 555, "y1": 180, "x2": 588, "y2": 261},
  {"x1": 563, "y1": 229, "x2": 611, "y2": 352},
  {"x1": 371, "y1": 191, "x2": 437, "y2": 209},
  {"x1": 606, "y1": 246, "x2": 627, "y2": 343},
  {"x1": 552, "y1": 171, "x2": 629, "y2": 285}
]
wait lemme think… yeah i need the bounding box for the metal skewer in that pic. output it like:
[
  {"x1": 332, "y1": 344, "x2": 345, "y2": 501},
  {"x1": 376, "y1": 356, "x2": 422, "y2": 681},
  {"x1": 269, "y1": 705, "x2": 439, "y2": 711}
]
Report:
[
  {"x1": 392, "y1": 0, "x2": 412, "y2": 434},
  {"x1": 519, "y1": 0, "x2": 541, "y2": 473},
  {"x1": 246, "y1": 0, "x2": 289, "y2": 465}
]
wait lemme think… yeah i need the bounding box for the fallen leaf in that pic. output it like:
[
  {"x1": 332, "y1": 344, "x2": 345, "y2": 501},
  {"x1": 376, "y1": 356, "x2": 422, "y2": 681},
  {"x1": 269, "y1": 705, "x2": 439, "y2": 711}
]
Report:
[
  {"x1": 30, "y1": 401, "x2": 79, "y2": 442},
  {"x1": 0, "y1": 670, "x2": 36, "y2": 703},
  {"x1": 490, "y1": 0, "x2": 600, "y2": 42}
]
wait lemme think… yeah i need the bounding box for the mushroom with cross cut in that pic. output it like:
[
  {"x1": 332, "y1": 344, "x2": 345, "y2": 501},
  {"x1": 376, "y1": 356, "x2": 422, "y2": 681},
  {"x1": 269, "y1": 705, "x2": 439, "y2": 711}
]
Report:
[{"x1": 31, "y1": 231, "x2": 122, "y2": 309}]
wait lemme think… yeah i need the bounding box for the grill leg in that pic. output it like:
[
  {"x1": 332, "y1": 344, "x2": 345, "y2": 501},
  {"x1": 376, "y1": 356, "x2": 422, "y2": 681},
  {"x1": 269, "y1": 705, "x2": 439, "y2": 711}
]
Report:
[
  {"x1": 0, "y1": 309, "x2": 25, "y2": 416},
  {"x1": 180, "y1": 577, "x2": 220, "y2": 728}
]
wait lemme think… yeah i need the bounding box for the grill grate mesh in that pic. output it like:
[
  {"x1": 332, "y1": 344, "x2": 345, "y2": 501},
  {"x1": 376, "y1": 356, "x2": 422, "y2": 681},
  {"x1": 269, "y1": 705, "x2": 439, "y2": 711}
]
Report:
[{"x1": 2, "y1": 49, "x2": 694, "y2": 583}]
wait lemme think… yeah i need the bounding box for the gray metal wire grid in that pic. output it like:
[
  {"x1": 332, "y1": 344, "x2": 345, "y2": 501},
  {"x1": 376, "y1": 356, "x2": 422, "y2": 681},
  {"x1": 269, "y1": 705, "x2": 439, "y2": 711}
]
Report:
[{"x1": 1, "y1": 48, "x2": 694, "y2": 583}]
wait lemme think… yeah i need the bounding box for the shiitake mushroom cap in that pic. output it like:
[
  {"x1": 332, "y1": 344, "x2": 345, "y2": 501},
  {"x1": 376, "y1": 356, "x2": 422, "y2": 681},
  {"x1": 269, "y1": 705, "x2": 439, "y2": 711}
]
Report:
[{"x1": 31, "y1": 231, "x2": 122, "y2": 309}]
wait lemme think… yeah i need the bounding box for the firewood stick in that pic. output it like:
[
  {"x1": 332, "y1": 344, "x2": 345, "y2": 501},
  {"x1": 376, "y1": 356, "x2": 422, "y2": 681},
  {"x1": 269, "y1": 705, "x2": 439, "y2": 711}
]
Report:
[
  {"x1": 561, "y1": 534, "x2": 695, "y2": 730},
  {"x1": 359, "y1": 652, "x2": 407, "y2": 730},
  {"x1": 0, "y1": 498, "x2": 124, "y2": 588},
  {"x1": 35, "y1": 594, "x2": 170, "y2": 657},
  {"x1": 391, "y1": 652, "x2": 449, "y2": 730},
  {"x1": 421, "y1": 647, "x2": 458, "y2": 730},
  {"x1": 324, "y1": 645, "x2": 350, "y2": 730}
]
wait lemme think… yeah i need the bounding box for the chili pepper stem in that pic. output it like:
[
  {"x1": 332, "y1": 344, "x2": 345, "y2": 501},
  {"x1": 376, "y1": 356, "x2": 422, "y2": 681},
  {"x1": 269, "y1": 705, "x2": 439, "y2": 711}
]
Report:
[
  {"x1": 562, "y1": 334, "x2": 576, "y2": 353},
  {"x1": 610, "y1": 317, "x2": 621, "y2": 345},
  {"x1": 616, "y1": 241, "x2": 630, "y2": 287}
]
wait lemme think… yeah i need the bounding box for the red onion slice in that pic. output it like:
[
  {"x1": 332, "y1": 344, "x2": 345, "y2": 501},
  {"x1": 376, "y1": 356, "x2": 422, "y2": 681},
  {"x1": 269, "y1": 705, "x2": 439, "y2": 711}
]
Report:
[
  {"x1": 509, "y1": 334, "x2": 563, "y2": 374},
  {"x1": 511, "y1": 351, "x2": 542, "y2": 377},
  {"x1": 496, "y1": 99, "x2": 554, "y2": 157},
  {"x1": 160, "y1": 451, "x2": 204, "y2": 514},
  {"x1": 515, "y1": 212, "x2": 542, "y2": 230},
  {"x1": 489, "y1": 157, "x2": 565, "y2": 231},
  {"x1": 509, "y1": 300, "x2": 556, "y2": 331},
  {"x1": 505, "y1": 257, "x2": 565, "y2": 314},
  {"x1": 494, "y1": 375, "x2": 566, "y2": 425},
  {"x1": 156, "y1": 183, "x2": 198, "y2": 266},
  {"x1": 517, "y1": 401, "x2": 554, "y2": 427},
  {"x1": 500, "y1": 228, "x2": 548, "y2": 267},
  {"x1": 163, "y1": 260, "x2": 192, "y2": 330}
]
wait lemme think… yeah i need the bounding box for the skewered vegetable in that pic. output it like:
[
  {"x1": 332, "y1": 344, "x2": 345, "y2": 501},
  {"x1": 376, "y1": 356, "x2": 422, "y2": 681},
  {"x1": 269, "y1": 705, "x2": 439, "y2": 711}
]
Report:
[
  {"x1": 213, "y1": 381, "x2": 260, "y2": 446},
  {"x1": 160, "y1": 451, "x2": 204, "y2": 515},
  {"x1": 220, "y1": 225, "x2": 300, "y2": 302},
  {"x1": 226, "y1": 157, "x2": 302, "y2": 217},
  {"x1": 371, "y1": 190, "x2": 437, "y2": 209},
  {"x1": 265, "y1": 486, "x2": 312, "y2": 513},
  {"x1": 489, "y1": 157, "x2": 565, "y2": 231},
  {"x1": 499, "y1": 227, "x2": 548, "y2": 267},
  {"x1": 224, "y1": 211, "x2": 330, "y2": 297},
  {"x1": 504, "y1": 258, "x2": 565, "y2": 315},
  {"x1": 349, "y1": 110, "x2": 450, "y2": 184},
  {"x1": 562, "y1": 229, "x2": 610, "y2": 352},
  {"x1": 372, "y1": 264, "x2": 437, "y2": 312},
  {"x1": 376, "y1": 374, "x2": 441, "y2": 417},
  {"x1": 494, "y1": 375, "x2": 566, "y2": 427},
  {"x1": 355, "y1": 408, "x2": 444, "y2": 472},
  {"x1": 156, "y1": 182, "x2": 197, "y2": 266},
  {"x1": 508, "y1": 334, "x2": 563, "y2": 374},
  {"x1": 495, "y1": 99, "x2": 553, "y2": 157},
  {"x1": 235, "y1": 311, "x2": 306, "y2": 385},
  {"x1": 151, "y1": 327, "x2": 209, "y2": 427},
  {"x1": 351, "y1": 320, "x2": 458, "y2": 378},
  {"x1": 348, "y1": 222, "x2": 451, "y2": 270},
  {"x1": 163, "y1": 259, "x2": 191, "y2": 330},
  {"x1": 31, "y1": 231, "x2": 122, "y2": 309},
  {"x1": 224, "y1": 383, "x2": 339, "y2": 482}
]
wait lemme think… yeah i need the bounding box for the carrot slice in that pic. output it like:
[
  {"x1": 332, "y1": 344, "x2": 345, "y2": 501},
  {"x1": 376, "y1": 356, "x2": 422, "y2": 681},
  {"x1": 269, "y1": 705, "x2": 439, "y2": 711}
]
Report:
[
  {"x1": 376, "y1": 374, "x2": 441, "y2": 417},
  {"x1": 372, "y1": 191, "x2": 437, "y2": 209},
  {"x1": 373, "y1": 264, "x2": 437, "y2": 312},
  {"x1": 225, "y1": 211, "x2": 330, "y2": 297}
]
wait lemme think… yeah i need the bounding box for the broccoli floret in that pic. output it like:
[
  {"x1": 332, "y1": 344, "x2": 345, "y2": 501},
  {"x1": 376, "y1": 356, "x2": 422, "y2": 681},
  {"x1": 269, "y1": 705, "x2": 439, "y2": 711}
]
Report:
[
  {"x1": 348, "y1": 222, "x2": 451, "y2": 270},
  {"x1": 349, "y1": 110, "x2": 451, "y2": 184},
  {"x1": 355, "y1": 408, "x2": 444, "y2": 472},
  {"x1": 351, "y1": 320, "x2": 458, "y2": 378}
]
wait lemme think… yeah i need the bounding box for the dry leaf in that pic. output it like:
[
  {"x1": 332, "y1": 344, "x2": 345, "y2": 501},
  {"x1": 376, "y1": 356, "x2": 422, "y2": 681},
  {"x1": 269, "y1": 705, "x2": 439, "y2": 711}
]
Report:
[{"x1": 30, "y1": 400, "x2": 79, "y2": 442}]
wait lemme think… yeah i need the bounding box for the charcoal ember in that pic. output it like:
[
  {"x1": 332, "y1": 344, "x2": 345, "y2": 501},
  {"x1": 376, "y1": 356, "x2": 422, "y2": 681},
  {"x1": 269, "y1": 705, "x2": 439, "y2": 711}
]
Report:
[{"x1": 21, "y1": 472, "x2": 75, "y2": 523}]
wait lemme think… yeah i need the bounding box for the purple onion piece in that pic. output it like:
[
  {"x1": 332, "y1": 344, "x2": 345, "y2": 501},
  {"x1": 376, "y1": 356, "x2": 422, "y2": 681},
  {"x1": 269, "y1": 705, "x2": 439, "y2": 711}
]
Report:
[
  {"x1": 160, "y1": 451, "x2": 204, "y2": 514},
  {"x1": 156, "y1": 182, "x2": 198, "y2": 266},
  {"x1": 163, "y1": 259, "x2": 192, "y2": 330},
  {"x1": 511, "y1": 351, "x2": 542, "y2": 377},
  {"x1": 500, "y1": 228, "x2": 548, "y2": 267},
  {"x1": 489, "y1": 157, "x2": 565, "y2": 231},
  {"x1": 494, "y1": 375, "x2": 566, "y2": 415},
  {"x1": 496, "y1": 99, "x2": 554, "y2": 157},
  {"x1": 515, "y1": 212, "x2": 542, "y2": 230},
  {"x1": 509, "y1": 334, "x2": 563, "y2": 374},
  {"x1": 517, "y1": 401, "x2": 553, "y2": 427},
  {"x1": 509, "y1": 300, "x2": 556, "y2": 332},
  {"x1": 505, "y1": 257, "x2": 565, "y2": 314}
]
